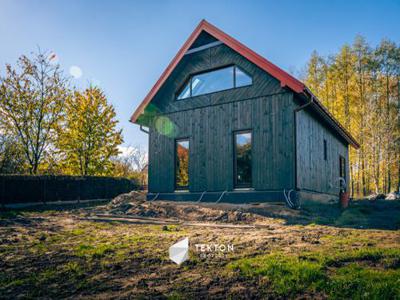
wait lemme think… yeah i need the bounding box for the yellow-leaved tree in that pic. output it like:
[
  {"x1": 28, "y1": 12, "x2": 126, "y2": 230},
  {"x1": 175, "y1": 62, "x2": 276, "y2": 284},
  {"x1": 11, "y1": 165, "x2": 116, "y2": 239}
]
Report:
[
  {"x1": 0, "y1": 51, "x2": 69, "y2": 174},
  {"x1": 304, "y1": 36, "x2": 400, "y2": 196},
  {"x1": 56, "y1": 86, "x2": 123, "y2": 176}
]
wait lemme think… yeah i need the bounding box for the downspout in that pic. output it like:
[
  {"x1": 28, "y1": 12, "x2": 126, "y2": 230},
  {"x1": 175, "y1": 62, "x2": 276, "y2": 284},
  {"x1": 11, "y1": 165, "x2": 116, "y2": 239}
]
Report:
[
  {"x1": 138, "y1": 124, "x2": 150, "y2": 195},
  {"x1": 289, "y1": 90, "x2": 314, "y2": 209},
  {"x1": 139, "y1": 125, "x2": 149, "y2": 134}
]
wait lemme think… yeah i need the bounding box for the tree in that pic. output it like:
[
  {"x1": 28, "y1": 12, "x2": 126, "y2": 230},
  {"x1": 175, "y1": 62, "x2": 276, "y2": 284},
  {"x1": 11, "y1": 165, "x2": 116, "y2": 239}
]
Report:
[
  {"x1": 112, "y1": 146, "x2": 148, "y2": 185},
  {"x1": 56, "y1": 86, "x2": 123, "y2": 175},
  {"x1": 0, "y1": 51, "x2": 69, "y2": 174},
  {"x1": 303, "y1": 36, "x2": 400, "y2": 196},
  {"x1": 0, "y1": 134, "x2": 26, "y2": 174},
  {"x1": 375, "y1": 40, "x2": 399, "y2": 193}
]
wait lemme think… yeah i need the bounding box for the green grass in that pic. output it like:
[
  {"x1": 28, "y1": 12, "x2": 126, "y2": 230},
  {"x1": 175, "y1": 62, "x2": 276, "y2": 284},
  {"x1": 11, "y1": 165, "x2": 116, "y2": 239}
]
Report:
[
  {"x1": 228, "y1": 247, "x2": 400, "y2": 298},
  {"x1": 0, "y1": 210, "x2": 22, "y2": 219},
  {"x1": 327, "y1": 264, "x2": 400, "y2": 299},
  {"x1": 299, "y1": 200, "x2": 400, "y2": 229},
  {"x1": 228, "y1": 254, "x2": 326, "y2": 297}
]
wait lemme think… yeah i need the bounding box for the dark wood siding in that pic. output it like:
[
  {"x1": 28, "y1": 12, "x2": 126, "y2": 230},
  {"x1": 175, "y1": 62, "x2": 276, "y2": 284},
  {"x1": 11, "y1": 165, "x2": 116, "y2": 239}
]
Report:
[
  {"x1": 148, "y1": 44, "x2": 284, "y2": 115},
  {"x1": 295, "y1": 107, "x2": 349, "y2": 195},
  {"x1": 148, "y1": 92, "x2": 296, "y2": 193},
  {"x1": 145, "y1": 41, "x2": 350, "y2": 196}
]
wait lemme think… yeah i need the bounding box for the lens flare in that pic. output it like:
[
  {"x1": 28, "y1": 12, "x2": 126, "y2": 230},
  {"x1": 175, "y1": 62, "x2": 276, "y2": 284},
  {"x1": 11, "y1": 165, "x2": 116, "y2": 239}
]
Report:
[
  {"x1": 155, "y1": 116, "x2": 178, "y2": 137},
  {"x1": 69, "y1": 66, "x2": 82, "y2": 79}
]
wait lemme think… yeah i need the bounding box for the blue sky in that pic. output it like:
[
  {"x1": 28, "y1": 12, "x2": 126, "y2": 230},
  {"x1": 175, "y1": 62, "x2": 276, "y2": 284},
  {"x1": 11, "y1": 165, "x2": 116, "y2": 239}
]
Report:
[{"x1": 1, "y1": 0, "x2": 399, "y2": 151}]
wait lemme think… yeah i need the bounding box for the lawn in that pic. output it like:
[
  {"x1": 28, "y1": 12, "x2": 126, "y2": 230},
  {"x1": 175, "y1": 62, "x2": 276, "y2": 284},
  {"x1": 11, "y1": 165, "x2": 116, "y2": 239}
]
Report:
[{"x1": 0, "y1": 200, "x2": 399, "y2": 299}]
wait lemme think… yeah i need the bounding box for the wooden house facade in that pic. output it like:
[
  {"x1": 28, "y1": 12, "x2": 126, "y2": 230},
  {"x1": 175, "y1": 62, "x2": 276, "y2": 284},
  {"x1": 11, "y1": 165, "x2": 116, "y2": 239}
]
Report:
[{"x1": 130, "y1": 20, "x2": 359, "y2": 205}]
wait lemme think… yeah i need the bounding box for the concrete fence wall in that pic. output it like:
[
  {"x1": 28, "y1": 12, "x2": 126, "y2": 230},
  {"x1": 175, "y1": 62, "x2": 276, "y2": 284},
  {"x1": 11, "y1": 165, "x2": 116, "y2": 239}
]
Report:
[{"x1": 0, "y1": 175, "x2": 137, "y2": 205}]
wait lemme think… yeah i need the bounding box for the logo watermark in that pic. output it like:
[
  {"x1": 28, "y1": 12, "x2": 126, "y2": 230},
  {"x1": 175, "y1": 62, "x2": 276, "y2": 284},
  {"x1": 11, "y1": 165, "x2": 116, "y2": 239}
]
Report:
[
  {"x1": 194, "y1": 243, "x2": 234, "y2": 259},
  {"x1": 169, "y1": 237, "x2": 234, "y2": 264},
  {"x1": 169, "y1": 237, "x2": 189, "y2": 265}
]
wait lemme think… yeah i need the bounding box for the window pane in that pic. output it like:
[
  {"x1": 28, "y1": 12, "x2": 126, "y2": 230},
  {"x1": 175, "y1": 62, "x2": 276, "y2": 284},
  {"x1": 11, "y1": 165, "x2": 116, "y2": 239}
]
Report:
[
  {"x1": 340, "y1": 156, "x2": 346, "y2": 179},
  {"x1": 235, "y1": 132, "x2": 252, "y2": 187},
  {"x1": 177, "y1": 81, "x2": 191, "y2": 100},
  {"x1": 176, "y1": 140, "x2": 189, "y2": 188},
  {"x1": 191, "y1": 66, "x2": 234, "y2": 96},
  {"x1": 235, "y1": 67, "x2": 252, "y2": 87}
]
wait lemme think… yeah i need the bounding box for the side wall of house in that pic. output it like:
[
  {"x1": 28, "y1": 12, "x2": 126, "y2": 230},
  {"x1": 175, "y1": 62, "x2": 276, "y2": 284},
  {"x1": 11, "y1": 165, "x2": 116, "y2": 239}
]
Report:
[{"x1": 295, "y1": 106, "x2": 349, "y2": 196}]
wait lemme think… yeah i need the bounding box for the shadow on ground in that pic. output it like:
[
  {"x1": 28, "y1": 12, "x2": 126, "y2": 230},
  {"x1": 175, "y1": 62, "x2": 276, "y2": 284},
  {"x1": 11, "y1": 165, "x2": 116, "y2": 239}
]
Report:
[
  {"x1": 247, "y1": 199, "x2": 400, "y2": 230},
  {"x1": 2, "y1": 197, "x2": 400, "y2": 231}
]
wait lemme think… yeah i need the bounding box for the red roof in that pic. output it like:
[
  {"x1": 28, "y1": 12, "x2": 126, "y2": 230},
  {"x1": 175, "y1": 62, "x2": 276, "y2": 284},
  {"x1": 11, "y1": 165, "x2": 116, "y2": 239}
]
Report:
[{"x1": 130, "y1": 20, "x2": 359, "y2": 148}]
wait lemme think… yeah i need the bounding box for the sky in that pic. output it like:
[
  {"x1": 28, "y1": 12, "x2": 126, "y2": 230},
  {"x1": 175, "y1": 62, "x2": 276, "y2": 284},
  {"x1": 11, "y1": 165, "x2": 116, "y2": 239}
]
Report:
[{"x1": 1, "y1": 0, "x2": 399, "y2": 152}]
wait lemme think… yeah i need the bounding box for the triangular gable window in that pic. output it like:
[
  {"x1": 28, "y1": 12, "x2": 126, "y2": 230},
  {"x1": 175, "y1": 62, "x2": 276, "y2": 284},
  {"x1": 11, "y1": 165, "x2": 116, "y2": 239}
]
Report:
[{"x1": 177, "y1": 65, "x2": 252, "y2": 100}]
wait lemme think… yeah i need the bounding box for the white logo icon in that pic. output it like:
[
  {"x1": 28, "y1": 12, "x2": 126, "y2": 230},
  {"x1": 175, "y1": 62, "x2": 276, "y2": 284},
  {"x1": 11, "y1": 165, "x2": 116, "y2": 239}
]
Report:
[{"x1": 169, "y1": 237, "x2": 189, "y2": 265}]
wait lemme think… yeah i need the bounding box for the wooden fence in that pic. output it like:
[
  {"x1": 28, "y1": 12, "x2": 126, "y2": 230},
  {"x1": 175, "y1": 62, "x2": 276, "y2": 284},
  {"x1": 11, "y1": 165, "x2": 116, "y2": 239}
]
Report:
[{"x1": 0, "y1": 175, "x2": 137, "y2": 205}]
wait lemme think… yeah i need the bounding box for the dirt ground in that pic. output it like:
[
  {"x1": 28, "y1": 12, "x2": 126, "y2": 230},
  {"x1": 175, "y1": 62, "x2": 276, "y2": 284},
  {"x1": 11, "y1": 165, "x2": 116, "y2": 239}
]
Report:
[{"x1": 0, "y1": 195, "x2": 399, "y2": 299}]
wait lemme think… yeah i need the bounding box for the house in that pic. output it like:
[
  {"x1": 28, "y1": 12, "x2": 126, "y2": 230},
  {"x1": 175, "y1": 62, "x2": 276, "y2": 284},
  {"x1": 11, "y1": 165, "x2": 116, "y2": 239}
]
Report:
[{"x1": 130, "y1": 20, "x2": 359, "y2": 206}]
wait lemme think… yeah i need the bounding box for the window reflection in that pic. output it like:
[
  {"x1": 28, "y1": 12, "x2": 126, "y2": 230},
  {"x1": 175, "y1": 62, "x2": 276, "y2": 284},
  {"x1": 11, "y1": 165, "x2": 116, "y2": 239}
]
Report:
[
  {"x1": 176, "y1": 66, "x2": 252, "y2": 100},
  {"x1": 191, "y1": 66, "x2": 234, "y2": 96},
  {"x1": 177, "y1": 80, "x2": 191, "y2": 100},
  {"x1": 235, "y1": 67, "x2": 252, "y2": 87},
  {"x1": 234, "y1": 132, "x2": 252, "y2": 187},
  {"x1": 176, "y1": 140, "x2": 189, "y2": 189}
]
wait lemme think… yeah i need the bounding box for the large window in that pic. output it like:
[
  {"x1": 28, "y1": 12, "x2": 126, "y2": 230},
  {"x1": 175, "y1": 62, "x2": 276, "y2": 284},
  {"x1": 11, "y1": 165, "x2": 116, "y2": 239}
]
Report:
[
  {"x1": 175, "y1": 139, "x2": 189, "y2": 189},
  {"x1": 177, "y1": 66, "x2": 252, "y2": 100},
  {"x1": 234, "y1": 131, "x2": 252, "y2": 188}
]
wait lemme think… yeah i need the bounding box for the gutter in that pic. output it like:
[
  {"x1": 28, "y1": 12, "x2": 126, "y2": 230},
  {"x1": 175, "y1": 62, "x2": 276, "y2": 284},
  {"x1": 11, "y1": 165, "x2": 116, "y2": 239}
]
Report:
[{"x1": 139, "y1": 125, "x2": 149, "y2": 134}]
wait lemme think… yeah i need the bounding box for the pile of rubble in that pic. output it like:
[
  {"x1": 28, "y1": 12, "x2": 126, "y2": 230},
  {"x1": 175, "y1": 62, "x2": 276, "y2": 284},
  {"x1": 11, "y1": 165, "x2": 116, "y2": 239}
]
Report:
[
  {"x1": 365, "y1": 192, "x2": 400, "y2": 201},
  {"x1": 105, "y1": 191, "x2": 259, "y2": 223}
]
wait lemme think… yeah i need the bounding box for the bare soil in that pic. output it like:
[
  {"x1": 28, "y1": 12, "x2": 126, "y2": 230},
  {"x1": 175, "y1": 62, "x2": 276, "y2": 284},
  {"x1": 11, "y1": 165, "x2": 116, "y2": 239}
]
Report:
[{"x1": 0, "y1": 193, "x2": 399, "y2": 299}]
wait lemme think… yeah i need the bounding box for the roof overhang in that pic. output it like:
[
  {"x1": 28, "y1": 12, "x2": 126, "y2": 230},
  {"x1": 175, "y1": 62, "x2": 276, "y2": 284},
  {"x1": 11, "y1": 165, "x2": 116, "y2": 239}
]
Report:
[{"x1": 130, "y1": 19, "x2": 359, "y2": 149}]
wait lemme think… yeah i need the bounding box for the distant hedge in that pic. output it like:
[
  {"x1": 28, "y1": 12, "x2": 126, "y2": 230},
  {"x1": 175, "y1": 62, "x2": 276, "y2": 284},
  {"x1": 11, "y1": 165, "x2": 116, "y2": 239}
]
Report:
[{"x1": 0, "y1": 175, "x2": 137, "y2": 205}]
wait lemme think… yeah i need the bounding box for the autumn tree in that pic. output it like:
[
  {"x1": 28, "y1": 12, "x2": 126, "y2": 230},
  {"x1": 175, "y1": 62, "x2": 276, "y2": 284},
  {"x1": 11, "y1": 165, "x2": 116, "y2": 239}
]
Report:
[
  {"x1": 112, "y1": 146, "x2": 148, "y2": 185},
  {"x1": 56, "y1": 86, "x2": 123, "y2": 176},
  {"x1": 0, "y1": 51, "x2": 69, "y2": 174},
  {"x1": 0, "y1": 134, "x2": 26, "y2": 174},
  {"x1": 303, "y1": 37, "x2": 400, "y2": 195}
]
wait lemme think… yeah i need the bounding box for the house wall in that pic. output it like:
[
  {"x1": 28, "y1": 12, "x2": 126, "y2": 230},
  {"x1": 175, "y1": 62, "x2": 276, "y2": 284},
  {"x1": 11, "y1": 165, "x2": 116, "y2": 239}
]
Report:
[
  {"x1": 146, "y1": 44, "x2": 297, "y2": 193},
  {"x1": 148, "y1": 92, "x2": 296, "y2": 193},
  {"x1": 144, "y1": 42, "x2": 350, "y2": 199},
  {"x1": 295, "y1": 106, "x2": 349, "y2": 196}
]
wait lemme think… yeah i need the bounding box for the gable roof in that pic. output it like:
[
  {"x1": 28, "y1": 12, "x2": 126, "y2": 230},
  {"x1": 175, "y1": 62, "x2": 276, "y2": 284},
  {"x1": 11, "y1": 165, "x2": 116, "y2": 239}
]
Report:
[{"x1": 130, "y1": 20, "x2": 359, "y2": 148}]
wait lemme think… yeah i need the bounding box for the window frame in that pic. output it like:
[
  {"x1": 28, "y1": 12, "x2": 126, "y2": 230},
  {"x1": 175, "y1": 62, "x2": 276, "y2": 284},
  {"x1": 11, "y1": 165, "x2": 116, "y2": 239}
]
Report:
[
  {"x1": 233, "y1": 129, "x2": 253, "y2": 189},
  {"x1": 174, "y1": 138, "x2": 190, "y2": 191},
  {"x1": 175, "y1": 65, "x2": 252, "y2": 100},
  {"x1": 339, "y1": 155, "x2": 346, "y2": 180}
]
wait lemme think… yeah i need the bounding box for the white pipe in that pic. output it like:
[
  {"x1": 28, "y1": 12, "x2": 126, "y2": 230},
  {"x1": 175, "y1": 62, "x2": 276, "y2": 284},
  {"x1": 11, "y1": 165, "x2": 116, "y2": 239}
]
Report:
[{"x1": 284, "y1": 189, "x2": 299, "y2": 209}]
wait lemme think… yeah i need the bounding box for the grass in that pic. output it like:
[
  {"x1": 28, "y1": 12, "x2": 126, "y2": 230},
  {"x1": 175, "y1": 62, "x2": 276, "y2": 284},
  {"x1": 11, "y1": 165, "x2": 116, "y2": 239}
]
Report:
[
  {"x1": 228, "y1": 254, "x2": 326, "y2": 296},
  {"x1": 228, "y1": 247, "x2": 400, "y2": 298},
  {"x1": 0, "y1": 210, "x2": 22, "y2": 219},
  {"x1": 298, "y1": 200, "x2": 400, "y2": 229},
  {"x1": 0, "y1": 202, "x2": 399, "y2": 299}
]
